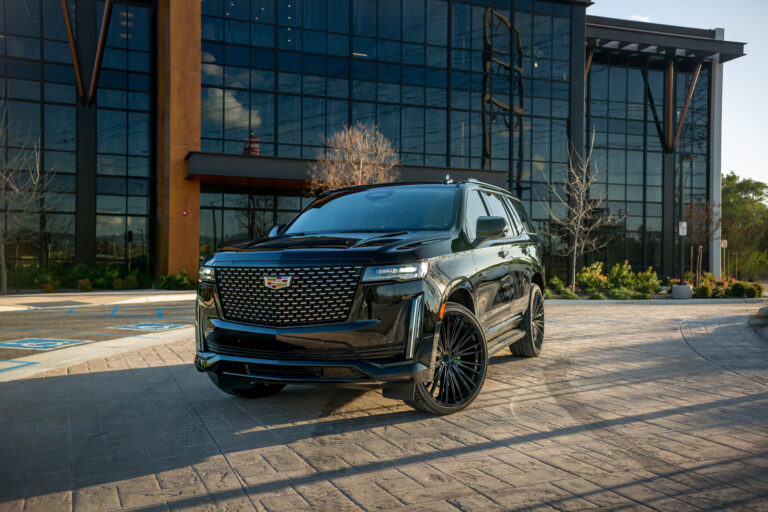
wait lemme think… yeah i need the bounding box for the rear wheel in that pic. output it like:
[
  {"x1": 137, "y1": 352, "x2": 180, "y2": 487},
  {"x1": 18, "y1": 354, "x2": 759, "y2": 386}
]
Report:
[
  {"x1": 207, "y1": 372, "x2": 286, "y2": 398},
  {"x1": 510, "y1": 285, "x2": 544, "y2": 357},
  {"x1": 408, "y1": 303, "x2": 488, "y2": 415}
]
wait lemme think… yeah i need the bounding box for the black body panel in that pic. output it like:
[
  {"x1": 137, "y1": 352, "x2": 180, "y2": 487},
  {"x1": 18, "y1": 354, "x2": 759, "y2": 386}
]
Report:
[{"x1": 195, "y1": 180, "x2": 543, "y2": 386}]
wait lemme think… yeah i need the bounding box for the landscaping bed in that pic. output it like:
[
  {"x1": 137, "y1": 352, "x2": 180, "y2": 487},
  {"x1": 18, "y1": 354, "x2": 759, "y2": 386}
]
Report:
[{"x1": 546, "y1": 262, "x2": 764, "y2": 300}]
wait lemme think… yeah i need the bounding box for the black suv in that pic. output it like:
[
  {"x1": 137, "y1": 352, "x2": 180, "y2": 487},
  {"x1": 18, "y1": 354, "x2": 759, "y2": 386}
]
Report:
[{"x1": 195, "y1": 179, "x2": 544, "y2": 414}]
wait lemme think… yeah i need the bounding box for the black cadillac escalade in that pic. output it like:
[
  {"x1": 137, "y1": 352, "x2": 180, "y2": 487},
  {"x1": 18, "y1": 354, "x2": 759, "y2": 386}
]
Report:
[{"x1": 195, "y1": 179, "x2": 545, "y2": 414}]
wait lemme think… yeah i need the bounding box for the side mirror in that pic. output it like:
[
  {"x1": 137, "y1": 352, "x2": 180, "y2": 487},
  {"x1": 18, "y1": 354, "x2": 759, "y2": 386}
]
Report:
[
  {"x1": 475, "y1": 216, "x2": 508, "y2": 243},
  {"x1": 268, "y1": 224, "x2": 285, "y2": 238}
]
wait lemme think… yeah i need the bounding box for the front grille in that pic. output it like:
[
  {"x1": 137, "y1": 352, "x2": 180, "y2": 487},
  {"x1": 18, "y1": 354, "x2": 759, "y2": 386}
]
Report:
[{"x1": 216, "y1": 265, "x2": 363, "y2": 326}]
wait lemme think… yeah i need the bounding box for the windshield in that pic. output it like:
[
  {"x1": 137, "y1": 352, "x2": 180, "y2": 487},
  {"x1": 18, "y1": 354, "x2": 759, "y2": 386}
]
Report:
[{"x1": 285, "y1": 186, "x2": 458, "y2": 234}]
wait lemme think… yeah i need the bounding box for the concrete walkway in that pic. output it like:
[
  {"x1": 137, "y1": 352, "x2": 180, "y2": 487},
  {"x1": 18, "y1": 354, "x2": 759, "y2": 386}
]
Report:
[
  {"x1": 0, "y1": 290, "x2": 196, "y2": 312},
  {"x1": 1, "y1": 303, "x2": 767, "y2": 511}
]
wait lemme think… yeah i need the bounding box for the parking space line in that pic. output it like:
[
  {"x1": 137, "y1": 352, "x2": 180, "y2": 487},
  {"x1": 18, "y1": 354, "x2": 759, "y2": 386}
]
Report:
[
  {"x1": 157, "y1": 308, "x2": 163, "y2": 319},
  {"x1": 66, "y1": 307, "x2": 77, "y2": 314},
  {"x1": 0, "y1": 327, "x2": 163, "y2": 338},
  {"x1": 111, "y1": 306, "x2": 120, "y2": 316},
  {"x1": 0, "y1": 361, "x2": 38, "y2": 373}
]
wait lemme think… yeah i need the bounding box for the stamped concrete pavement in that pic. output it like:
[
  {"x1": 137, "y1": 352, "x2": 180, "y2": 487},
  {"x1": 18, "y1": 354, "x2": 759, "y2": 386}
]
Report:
[{"x1": 1, "y1": 303, "x2": 768, "y2": 511}]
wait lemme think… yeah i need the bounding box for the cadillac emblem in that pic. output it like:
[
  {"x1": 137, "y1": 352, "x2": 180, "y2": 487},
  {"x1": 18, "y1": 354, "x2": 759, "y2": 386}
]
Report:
[{"x1": 264, "y1": 276, "x2": 292, "y2": 290}]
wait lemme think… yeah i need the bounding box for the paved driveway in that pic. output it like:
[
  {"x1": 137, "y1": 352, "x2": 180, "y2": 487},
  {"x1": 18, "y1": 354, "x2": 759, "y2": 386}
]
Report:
[{"x1": 1, "y1": 303, "x2": 767, "y2": 511}]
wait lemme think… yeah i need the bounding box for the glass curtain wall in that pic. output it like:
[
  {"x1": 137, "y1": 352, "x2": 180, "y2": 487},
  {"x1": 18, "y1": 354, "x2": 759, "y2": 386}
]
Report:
[
  {"x1": 199, "y1": 187, "x2": 313, "y2": 255},
  {"x1": 200, "y1": 0, "x2": 572, "y2": 255},
  {"x1": 95, "y1": 1, "x2": 153, "y2": 271},
  {"x1": 0, "y1": 0, "x2": 78, "y2": 265},
  {"x1": 587, "y1": 52, "x2": 710, "y2": 273}
]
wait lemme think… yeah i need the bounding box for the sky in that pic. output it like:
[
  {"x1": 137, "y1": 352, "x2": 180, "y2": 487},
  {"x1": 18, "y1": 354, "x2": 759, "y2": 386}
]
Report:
[{"x1": 587, "y1": 0, "x2": 768, "y2": 184}]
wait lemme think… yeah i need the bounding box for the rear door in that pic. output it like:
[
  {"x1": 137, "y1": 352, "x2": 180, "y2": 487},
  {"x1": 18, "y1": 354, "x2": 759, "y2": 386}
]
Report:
[
  {"x1": 482, "y1": 190, "x2": 520, "y2": 336},
  {"x1": 504, "y1": 196, "x2": 538, "y2": 313},
  {"x1": 464, "y1": 189, "x2": 513, "y2": 335}
]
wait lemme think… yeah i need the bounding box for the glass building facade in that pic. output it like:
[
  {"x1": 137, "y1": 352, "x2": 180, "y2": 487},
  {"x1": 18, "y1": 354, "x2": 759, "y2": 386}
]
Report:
[
  {"x1": 586, "y1": 53, "x2": 711, "y2": 272},
  {"x1": 0, "y1": 0, "x2": 742, "y2": 279},
  {"x1": 0, "y1": 0, "x2": 154, "y2": 271},
  {"x1": 198, "y1": 0, "x2": 578, "y2": 272}
]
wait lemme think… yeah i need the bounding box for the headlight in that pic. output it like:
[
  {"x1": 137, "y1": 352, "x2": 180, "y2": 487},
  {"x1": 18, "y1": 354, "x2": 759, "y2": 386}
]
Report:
[
  {"x1": 198, "y1": 266, "x2": 216, "y2": 283},
  {"x1": 362, "y1": 261, "x2": 428, "y2": 283}
]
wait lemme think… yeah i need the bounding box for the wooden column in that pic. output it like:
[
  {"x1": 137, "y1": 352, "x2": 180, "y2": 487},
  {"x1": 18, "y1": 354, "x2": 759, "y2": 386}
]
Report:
[{"x1": 156, "y1": 0, "x2": 201, "y2": 276}]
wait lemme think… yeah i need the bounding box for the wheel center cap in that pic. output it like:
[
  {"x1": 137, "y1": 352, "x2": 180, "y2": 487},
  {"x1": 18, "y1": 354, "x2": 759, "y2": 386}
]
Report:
[{"x1": 442, "y1": 353, "x2": 452, "y2": 364}]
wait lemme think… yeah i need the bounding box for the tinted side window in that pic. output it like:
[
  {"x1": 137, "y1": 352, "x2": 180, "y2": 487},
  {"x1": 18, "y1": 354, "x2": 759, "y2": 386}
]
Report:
[
  {"x1": 508, "y1": 198, "x2": 535, "y2": 234},
  {"x1": 464, "y1": 190, "x2": 488, "y2": 241},
  {"x1": 482, "y1": 192, "x2": 516, "y2": 236}
]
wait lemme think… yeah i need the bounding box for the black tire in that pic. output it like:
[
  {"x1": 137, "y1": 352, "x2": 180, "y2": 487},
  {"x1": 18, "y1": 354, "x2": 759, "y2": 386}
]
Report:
[
  {"x1": 207, "y1": 372, "x2": 286, "y2": 398},
  {"x1": 407, "y1": 303, "x2": 488, "y2": 415},
  {"x1": 511, "y1": 285, "x2": 544, "y2": 357}
]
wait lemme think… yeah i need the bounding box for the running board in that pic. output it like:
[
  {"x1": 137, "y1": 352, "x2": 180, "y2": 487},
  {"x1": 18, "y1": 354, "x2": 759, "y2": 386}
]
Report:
[{"x1": 488, "y1": 329, "x2": 526, "y2": 355}]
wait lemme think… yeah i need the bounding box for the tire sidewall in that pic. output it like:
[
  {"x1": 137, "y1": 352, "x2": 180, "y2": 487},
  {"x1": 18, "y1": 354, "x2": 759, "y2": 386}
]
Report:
[
  {"x1": 526, "y1": 285, "x2": 544, "y2": 356},
  {"x1": 414, "y1": 302, "x2": 488, "y2": 414}
]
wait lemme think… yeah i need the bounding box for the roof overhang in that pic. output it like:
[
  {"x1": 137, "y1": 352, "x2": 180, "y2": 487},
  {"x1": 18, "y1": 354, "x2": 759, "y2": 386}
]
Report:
[
  {"x1": 586, "y1": 15, "x2": 746, "y2": 63},
  {"x1": 185, "y1": 152, "x2": 507, "y2": 188}
]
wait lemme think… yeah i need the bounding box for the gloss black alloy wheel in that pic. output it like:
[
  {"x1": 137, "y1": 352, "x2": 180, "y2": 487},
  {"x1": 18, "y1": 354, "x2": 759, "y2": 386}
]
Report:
[
  {"x1": 511, "y1": 285, "x2": 544, "y2": 357},
  {"x1": 408, "y1": 303, "x2": 488, "y2": 415}
]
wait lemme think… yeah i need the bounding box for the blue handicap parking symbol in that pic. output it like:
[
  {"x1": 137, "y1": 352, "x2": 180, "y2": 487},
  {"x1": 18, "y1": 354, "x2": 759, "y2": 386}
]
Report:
[
  {"x1": 0, "y1": 338, "x2": 89, "y2": 350},
  {"x1": 111, "y1": 323, "x2": 187, "y2": 332},
  {"x1": 0, "y1": 360, "x2": 39, "y2": 373}
]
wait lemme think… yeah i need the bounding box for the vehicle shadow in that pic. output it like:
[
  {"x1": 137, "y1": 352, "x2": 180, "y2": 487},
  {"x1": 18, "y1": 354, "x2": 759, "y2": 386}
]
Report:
[{"x1": 2, "y1": 343, "x2": 768, "y2": 504}]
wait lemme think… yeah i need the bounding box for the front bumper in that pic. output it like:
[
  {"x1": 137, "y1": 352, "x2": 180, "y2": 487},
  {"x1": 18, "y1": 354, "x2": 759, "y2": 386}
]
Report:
[{"x1": 195, "y1": 276, "x2": 441, "y2": 385}]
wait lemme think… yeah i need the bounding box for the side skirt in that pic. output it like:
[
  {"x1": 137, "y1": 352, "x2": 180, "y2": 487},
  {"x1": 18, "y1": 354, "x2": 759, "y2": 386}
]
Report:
[{"x1": 487, "y1": 329, "x2": 526, "y2": 356}]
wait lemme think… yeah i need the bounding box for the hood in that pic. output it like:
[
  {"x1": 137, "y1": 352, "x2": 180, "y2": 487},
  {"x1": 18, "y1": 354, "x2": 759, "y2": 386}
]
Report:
[{"x1": 206, "y1": 230, "x2": 455, "y2": 265}]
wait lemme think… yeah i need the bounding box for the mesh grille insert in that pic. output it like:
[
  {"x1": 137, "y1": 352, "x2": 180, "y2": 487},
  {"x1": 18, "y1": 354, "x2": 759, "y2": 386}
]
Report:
[{"x1": 216, "y1": 265, "x2": 363, "y2": 326}]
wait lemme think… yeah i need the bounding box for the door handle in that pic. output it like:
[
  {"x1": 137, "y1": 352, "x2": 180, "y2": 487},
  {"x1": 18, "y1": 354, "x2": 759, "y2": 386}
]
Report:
[
  {"x1": 498, "y1": 250, "x2": 509, "y2": 258},
  {"x1": 522, "y1": 247, "x2": 530, "y2": 255}
]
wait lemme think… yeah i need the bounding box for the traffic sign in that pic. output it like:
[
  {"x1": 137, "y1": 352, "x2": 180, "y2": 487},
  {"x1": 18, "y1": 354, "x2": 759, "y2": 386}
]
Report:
[
  {"x1": 721, "y1": 239, "x2": 728, "y2": 248},
  {"x1": 678, "y1": 221, "x2": 687, "y2": 236}
]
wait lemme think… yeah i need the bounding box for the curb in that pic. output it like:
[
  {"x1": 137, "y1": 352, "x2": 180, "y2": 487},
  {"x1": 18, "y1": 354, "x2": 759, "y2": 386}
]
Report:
[
  {"x1": 0, "y1": 326, "x2": 195, "y2": 382},
  {"x1": 545, "y1": 298, "x2": 768, "y2": 305}
]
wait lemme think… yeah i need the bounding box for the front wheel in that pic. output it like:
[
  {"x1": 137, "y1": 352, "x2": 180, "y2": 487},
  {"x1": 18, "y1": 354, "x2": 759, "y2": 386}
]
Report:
[
  {"x1": 510, "y1": 285, "x2": 544, "y2": 357},
  {"x1": 207, "y1": 372, "x2": 286, "y2": 398},
  {"x1": 407, "y1": 303, "x2": 488, "y2": 415}
]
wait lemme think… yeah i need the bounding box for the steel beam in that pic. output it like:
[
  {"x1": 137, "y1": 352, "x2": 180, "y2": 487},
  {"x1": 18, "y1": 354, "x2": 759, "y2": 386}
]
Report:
[
  {"x1": 671, "y1": 62, "x2": 702, "y2": 149},
  {"x1": 59, "y1": 0, "x2": 85, "y2": 101},
  {"x1": 87, "y1": 0, "x2": 114, "y2": 104}
]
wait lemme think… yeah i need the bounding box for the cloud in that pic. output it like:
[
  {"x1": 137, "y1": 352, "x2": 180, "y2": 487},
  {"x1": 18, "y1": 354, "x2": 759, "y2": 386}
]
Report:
[
  {"x1": 630, "y1": 14, "x2": 652, "y2": 22},
  {"x1": 201, "y1": 87, "x2": 261, "y2": 135}
]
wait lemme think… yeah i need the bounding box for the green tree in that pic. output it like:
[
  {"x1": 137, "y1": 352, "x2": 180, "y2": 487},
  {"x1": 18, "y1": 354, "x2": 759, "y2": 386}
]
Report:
[{"x1": 721, "y1": 171, "x2": 768, "y2": 279}]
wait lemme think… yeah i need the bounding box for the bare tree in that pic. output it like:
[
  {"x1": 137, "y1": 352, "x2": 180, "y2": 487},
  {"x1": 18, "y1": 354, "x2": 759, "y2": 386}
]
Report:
[
  {"x1": 683, "y1": 201, "x2": 721, "y2": 285},
  {"x1": 543, "y1": 137, "x2": 625, "y2": 291},
  {"x1": 308, "y1": 122, "x2": 400, "y2": 195},
  {"x1": 0, "y1": 108, "x2": 54, "y2": 293}
]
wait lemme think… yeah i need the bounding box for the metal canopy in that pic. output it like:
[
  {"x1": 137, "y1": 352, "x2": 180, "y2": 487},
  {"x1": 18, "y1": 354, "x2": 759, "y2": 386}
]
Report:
[{"x1": 586, "y1": 15, "x2": 746, "y2": 63}]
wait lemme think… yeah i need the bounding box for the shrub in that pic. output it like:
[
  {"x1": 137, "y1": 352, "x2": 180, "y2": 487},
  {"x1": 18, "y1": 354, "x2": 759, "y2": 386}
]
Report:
[
  {"x1": 607, "y1": 261, "x2": 635, "y2": 289},
  {"x1": 727, "y1": 281, "x2": 747, "y2": 297},
  {"x1": 112, "y1": 277, "x2": 125, "y2": 290},
  {"x1": 746, "y1": 282, "x2": 764, "y2": 298},
  {"x1": 684, "y1": 271, "x2": 695, "y2": 285},
  {"x1": 607, "y1": 286, "x2": 634, "y2": 300},
  {"x1": 694, "y1": 283, "x2": 712, "y2": 299},
  {"x1": 42, "y1": 283, "x2": 55, "y2": 293},
  {"x1": 77, "y1": 279, "x2": 93, "y2": 292},
  {"x1": 159, "y1": 269, "x2": 193, "y2": 290},
  {"x1": 123, "y1": 274, "x2": 139, "y2": 290},
  {"x1": 635, "y1": 267, "x2": 661, "y2": 295},
  {"x1": 93, "y1": 277, "x2": 109, "y2": 289},
  {"x1": 632, "y1": 291, "x2": 652, "y2": 300},
  {"x1": 576, "y1": 262, "x2": 605, "y2": 292},
  {"x1": 712, "y1": 286, "x2": 727, "y2": 298},
  {"x1": 544, "y1": 288, "x2": 554, "y2": 300},
  {"x1": 702, "y1": 271, "x2": 716, "y2": 283},
  {"x1": 560, "y1": 287, "x2": 578, "y2": 299},
  {"x1": 547, "y1": 275, "x2": 566, "y2": 294},
  {"x1": 588, "y1": 290, "x2": 606, "y2": 300}
]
